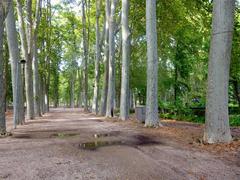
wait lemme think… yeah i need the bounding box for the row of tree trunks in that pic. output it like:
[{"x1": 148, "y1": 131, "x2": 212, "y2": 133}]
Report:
[
  {"x1": 0, "y1": 0, "x2": 234, "y2": 146},
  {"x1": 0, "y1": 0, "x2": 54, "y2": 132}
]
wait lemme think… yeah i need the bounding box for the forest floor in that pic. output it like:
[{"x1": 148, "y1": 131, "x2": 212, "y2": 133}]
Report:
[{"x1": 0, "y1": 108, "x2": 240, "y2": 180}]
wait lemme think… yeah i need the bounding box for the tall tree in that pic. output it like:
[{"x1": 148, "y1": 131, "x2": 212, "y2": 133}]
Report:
[
  {"x1": 45, "y1": 0, "x2": 52, "y2": 112},
  {"x1": 100, "y1": 0, "x2": 110, "y2": 116},
  {"x1": 16, "y1": 0, "x2": 35, "y2": 119},
  {"x1": 69, "y1": 16, "x2": 77, "y2": 108},
  {"x1": 106, "y1": 0, "x2": 118, "y2": 117},
  {"x1": 6, "y1": 0, "x2": 25, "y2": 127},
  {"x1": 204, "y1": 0, "x2": 235, "y2": 143},
  {"x1": 0, "y1": 1, "x2": 8, "y2": 134},
  {"x1": 92, "y1": 0, "x2": 101, "y2": 114},
  {"x1": 70, "y1": 74, "x2": 75, "y2": 108},
  {"x1": 81, "y1": 0, "x2": 89, "y2": 111},
  {"x1": 145, "y1": 0, "x2": 160, "y2": 127},
  {"x1": 33, "y1": 0, "x2": 42, "y2": 116},
  {"x1": 120, "y1": 0, "x2": 131, "y2": 120}
]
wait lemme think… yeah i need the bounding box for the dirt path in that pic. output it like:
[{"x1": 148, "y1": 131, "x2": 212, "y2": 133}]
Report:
[{"x1": 0, "y1": 108, "x2": 239, "y2": 180}]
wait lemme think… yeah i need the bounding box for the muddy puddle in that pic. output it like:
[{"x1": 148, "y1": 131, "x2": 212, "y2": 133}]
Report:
[
  {"x1": 12, "y1": 134, "x2": 32, "y2": 139},
  {"x1": 79, "y1": 134, "x2": 162, "y2": 150},
  {"x1": 12, "y1": 132, "x2": 80, "y2": 139},
  {"x1": 93, "y1": 131, "x2": 121, "y2": 138}
]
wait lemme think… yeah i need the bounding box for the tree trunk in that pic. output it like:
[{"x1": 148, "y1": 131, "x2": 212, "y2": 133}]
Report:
[
  {"x1": 53, "y1": 72, "x2": 59, "y2": 108},
  {"x1": 204, "y1": 0, "x2": 235, "y2": 144},
  {"x1": 92, "y1": 0, "x2": 101, "y2": 114},
  {"x1": 26, "y1": 0, "x2": 34, "y2": 118},
  {"x1": 77, "y1": 69, "x2": 83, "y2": 108},
  {"x1": 174, "y1": 63, "x2": 178, "y2": 105},
  {"x1": 45, "y1": 0, "x2": 51, "y2": 112},
  {"x1": 145, "y1": 0, "x2": 160, "y2": 127},
  {"x1": 6, "y1": 0, "x2": 25, "y2": 127},
  {"x1": 81, "y1": 0, "x2": 89, "y2": 112},
  {"x1": 0, "y1": 2, "x2": 6, "y2": 134},
  {"x1": 3, "y1": 47, "x2": 9, "y2": 113},
  {"x1": 70, "y1": 77, "x2": 75, "y2": 108},
  {"x1": 120, "y1": 0, "x2": 131, "y2": 120},
  {"x1": 33, "y1": 0, "x2": 42, "y2": 117},
  {"x1": 100, "y1": 0, "x2": 110, "y2": 116},
  {"x1": 106, "y1": 0, "x2": 117, "y2": 117},
  {"x1": 16, "y1": 0, "x2": 35, "y2": 119},
  {"x1": 40, "y1": 76, "x2": 46, "y2": 114}
]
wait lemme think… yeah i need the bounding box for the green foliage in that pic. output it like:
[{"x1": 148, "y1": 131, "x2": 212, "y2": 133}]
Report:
[
  {"x1": 230, "y1": 115, "x2": 240, "y2": 126},
  {"x1": 32, "y1": 0, "x2": 240, "y2": 124}
]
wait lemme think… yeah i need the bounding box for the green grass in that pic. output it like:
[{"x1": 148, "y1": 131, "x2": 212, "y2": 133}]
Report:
[{"x1": 160, "y1": 113, "x2": 240, "y2": 127}]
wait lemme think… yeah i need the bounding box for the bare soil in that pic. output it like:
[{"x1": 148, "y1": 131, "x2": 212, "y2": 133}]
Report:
[{"x1": 0, "y1": 108, "x2": 239, "y2": 180}]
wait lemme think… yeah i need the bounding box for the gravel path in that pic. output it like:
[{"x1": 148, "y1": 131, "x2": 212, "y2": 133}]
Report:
[{"x1": 0, "y1": 108, "x2": 239, "y2": 180}]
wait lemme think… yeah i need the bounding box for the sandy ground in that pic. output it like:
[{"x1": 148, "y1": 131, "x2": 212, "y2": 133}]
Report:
[{"x1": 0, "y1": 108, "x2": 240, "y2": 180}]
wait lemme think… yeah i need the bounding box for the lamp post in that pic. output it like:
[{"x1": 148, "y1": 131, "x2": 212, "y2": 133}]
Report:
[
  {"x1": 20, "y1": 59, "x2": 26, "y2": 124},
  {"x1": 20, "y1": 59, "x2": 26, "y2": 95},
  {"x1": 20, "y1": 59, "x2": 26, "y2": 84},
  {"x1": 13, "y1": 59, "x2": 26, "y2": 128}
]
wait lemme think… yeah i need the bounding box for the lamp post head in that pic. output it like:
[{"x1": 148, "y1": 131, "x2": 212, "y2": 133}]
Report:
[{"x1": 20, "y1": 59, "x2": 26, "y2": 64}]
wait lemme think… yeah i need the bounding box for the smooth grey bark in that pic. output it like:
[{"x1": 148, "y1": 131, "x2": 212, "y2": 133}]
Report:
[
  {"x1": 120, "y1": 0, "x2": 130, "y2": 120},
  {"x1": 77, "y1": 68, "x2": 83, "y2": 107},
  {"x1": 0, "y1": 0, "x2": 11, "y2": 133},
  {"x1": 204, "y1": 0, "x2": 235, "y2": 144},
  {"x1": 116, "y1": 32, "x2": 122, "y2": 110},
  {"x1": 70, "y1": 21, "x2": 77, "y2": 109},
  {"x1": 92, "y1": 0, "x2": 101, "y2": 114},
  {"x1": 100, "y1": 0, "x2": 110, "y2": 116},
  {"x1": 40, "y1": 76, "x2": 46, "y2": 114},
  {"x1": 16, "y1": 0, "x2": 35, "y2": 119},
  {"x1": 3, "y1": 49, "x2": 8, "y2": 113},
  {"x1": 0, "y1": 2, "x2": 6, "y2": 134},
  {"x1": 106, "y1": 0, "x2": 118, "y2": 117},
  {"x1": 145, "y1": 0, "x2": 160, "y2": 127},
  {"x1": 81, "y1": 0, "x2": 89, "y2": 111},
  {"x1": 26, "y1": 0, "x2": 35, "y2": 118},
  {"x1": 33, "y1": 0, "x2": 42, "y2": 117},
  {"x1": 6, "y1": 0, "x2": 25, "y2": 127},
  {"x1": 130, "y1": 89, "x2": 135, "y2": 109},
  {"x1": 70, "y1": 74, "x2": 75, "y2": 108}
]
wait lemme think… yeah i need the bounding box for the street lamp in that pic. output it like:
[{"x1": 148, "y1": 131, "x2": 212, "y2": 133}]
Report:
[
  {"x1": 20, "y1": 59, "x2": 26, "y2": 92},
  {"x1": 14, "y1": 59, "x2": 26, "y2": 128},
  {"x1": 20, "y1": 59, "x2": 26, "y2": 124},
  {"x1": 20, "y1": 59, "x2": 26, "y2": 76},
  {"x1": 20, "y1": 59, "x2": 26, "y2": 65}
]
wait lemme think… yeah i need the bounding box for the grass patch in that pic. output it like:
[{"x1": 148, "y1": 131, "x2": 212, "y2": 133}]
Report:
[{"x1": 160, "y1": 113, "x2": 240, "y2": 127}]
